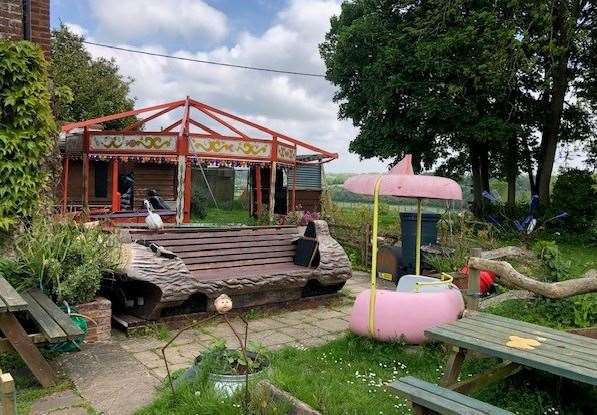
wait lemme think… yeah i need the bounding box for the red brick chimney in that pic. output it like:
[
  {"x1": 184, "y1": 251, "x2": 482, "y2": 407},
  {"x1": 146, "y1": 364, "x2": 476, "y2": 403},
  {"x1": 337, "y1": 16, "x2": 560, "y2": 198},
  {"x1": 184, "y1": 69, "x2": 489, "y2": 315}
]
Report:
[{"x1": 0, "y1": 0, "x2": 51, "y2": 58}]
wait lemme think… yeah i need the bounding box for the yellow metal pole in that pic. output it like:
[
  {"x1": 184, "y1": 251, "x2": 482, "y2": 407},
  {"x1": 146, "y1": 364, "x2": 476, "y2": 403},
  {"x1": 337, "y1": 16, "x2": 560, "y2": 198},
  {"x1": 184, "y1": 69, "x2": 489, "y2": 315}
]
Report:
[
  {"x1": 368, "y1": 177, "x2": 383, "y2": 337},
  {"x1": 415, "y1": 198, "x2": 422, "y2": 275}
]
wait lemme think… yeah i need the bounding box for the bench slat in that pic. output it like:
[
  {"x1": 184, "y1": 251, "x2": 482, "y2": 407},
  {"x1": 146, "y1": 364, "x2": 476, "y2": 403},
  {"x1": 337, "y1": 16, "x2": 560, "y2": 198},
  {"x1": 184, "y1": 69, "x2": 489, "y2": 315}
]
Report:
[
  {"x1": 156, "y1": 233, "x2": 296, "y2": 247},
  {"x1": 134, "y1": 227, "x2": 298, "y2": 241},
  {"x1": 391, "y1": 376, "x2": 513, "y2": 415},
  {"x1": 27, "y1": 289, "x2": 84, "y2": 339},
  {"x1": 168, "y1": 239, "x2": 294, "y2": 253},
  {"x1": 183, "y1": 249, "x2": 296, "y2": 265},
  {"x1": 176, "y1": 245, "x2": 295, "y2": 259},
  {"x1": 21, "y1": 292, "x2": 67, "y2": 343},
  {"x1": 0, "y1": 277, "x2": 28, "y2": 311},
  {"x1": 188, "y1": 256, "x2": 295, "y2": 271}
]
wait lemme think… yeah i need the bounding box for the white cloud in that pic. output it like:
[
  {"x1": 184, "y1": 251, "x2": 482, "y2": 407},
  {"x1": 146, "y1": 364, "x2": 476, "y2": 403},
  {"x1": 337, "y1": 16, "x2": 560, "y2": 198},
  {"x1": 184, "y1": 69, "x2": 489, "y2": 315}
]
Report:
[
  {"x1": 64, "y1": 22, "x2": 88, "y2": 37},
  {"x1": 88, "y1": 0, "x2": 228, "y2": 43},
  {"x1": 79, "y1": 0, "x2": 388, "y2": 173}
]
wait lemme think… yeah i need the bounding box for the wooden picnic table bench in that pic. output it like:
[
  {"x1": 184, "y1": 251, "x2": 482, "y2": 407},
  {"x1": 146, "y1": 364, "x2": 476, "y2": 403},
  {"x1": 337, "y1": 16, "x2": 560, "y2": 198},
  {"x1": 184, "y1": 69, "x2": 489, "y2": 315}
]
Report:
[
  {"x1": 0, "y1": 278, "x2": 84, "y2": 387},
  {"x1": 425, "y1": 312, "x2": 597, "y2": 392},
  {"x1": 389, "y1": 376, "x2": 513, "y2": 415}
]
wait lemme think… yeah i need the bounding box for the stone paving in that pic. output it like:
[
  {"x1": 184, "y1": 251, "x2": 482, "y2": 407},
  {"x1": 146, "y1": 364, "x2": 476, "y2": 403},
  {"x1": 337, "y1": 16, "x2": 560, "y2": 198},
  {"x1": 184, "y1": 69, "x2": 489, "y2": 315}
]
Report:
[{"x1": 32, "y1": 271, "x2": 385, "y2": 414}]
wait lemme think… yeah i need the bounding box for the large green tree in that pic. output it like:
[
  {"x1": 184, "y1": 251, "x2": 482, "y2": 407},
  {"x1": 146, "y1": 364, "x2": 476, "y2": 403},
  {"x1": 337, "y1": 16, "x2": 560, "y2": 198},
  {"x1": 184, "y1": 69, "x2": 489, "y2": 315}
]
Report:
[
  {"x1": 320, "y1": 0, "x2": 525, "y2": 211},
  {"x1": 51, "y1": 25, "x2": 136, "y2": 129},
  {"x1": 321, "y1": 0, "x2": 597, "y2": 207}
]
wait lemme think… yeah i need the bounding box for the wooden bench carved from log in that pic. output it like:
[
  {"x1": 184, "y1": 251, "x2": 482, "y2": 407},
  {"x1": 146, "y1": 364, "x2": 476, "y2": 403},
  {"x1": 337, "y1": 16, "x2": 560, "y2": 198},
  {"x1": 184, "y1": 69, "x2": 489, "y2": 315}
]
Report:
[{"x1": 113, "y1": 220, "x2": 352, "y2": 320}]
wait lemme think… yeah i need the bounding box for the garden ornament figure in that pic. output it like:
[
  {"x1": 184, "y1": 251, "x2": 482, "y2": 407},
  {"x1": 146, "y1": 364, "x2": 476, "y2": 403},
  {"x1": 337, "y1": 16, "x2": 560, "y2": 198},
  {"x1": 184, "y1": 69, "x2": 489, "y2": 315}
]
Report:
[
  {"x1": 143, "y1": 199, "x2": 164, "y2": 231},
  {"x1": 214, "y1": 294, "x2": 233, "y2": 314},
  {"x1": 161, "y1": 293, "x2": 251, "y2": 410}
]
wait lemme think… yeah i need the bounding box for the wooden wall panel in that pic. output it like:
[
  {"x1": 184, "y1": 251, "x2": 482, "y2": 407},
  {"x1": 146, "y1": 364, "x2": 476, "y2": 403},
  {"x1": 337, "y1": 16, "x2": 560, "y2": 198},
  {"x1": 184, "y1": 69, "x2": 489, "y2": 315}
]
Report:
[{"x1": 133, "y1": 164, "x2": 176, "y2": 209}]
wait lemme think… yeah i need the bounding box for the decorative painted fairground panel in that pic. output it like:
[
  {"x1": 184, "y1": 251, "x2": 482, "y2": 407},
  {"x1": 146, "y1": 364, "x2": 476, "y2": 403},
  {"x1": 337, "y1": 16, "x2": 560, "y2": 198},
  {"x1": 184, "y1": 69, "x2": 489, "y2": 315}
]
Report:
[
  {"x1": 90, "y1": 135, "x2": 177, "y2": 153},
  {"x1": 189, "y1": 136, "x2": 272, "y2": 159},
  {"x1": 277, "y1": 143, "x2": 296, "y2": 163}
]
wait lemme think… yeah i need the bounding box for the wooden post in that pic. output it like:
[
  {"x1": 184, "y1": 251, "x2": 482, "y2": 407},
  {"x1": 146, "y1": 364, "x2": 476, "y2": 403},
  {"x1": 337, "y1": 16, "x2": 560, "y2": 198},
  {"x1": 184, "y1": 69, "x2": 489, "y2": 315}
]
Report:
[
  {"x1": 269, "y1": 161, "x2": 277, "y2": 222},
  {"x1": 61, "y1": 157, "x2": 69, "y2": 214},
  {"x1": 110, "y1": 158, "x2": 119, "y2": 212},
  {"x1": 0, "y1": 370, "x2": 16, "y2": 415},
  {"x1": 468, "y1": 247, "x2": 482, "y2": 311},
  {"x1": 183, "y1": 161, "x2": 192, "y2": 223},
  {"x1": 82, "y1": 127, "x2": 90, "y2": 210},
  {"x1": 175, "y1": 156, "x2": 186, "y2": 224},
  {"x1": 440, "y1": 346, "x2": 467, "y2": 386},
  {"x1": 291, "y1": 164, "x2": 297, "y2": 211},
  {"x1": 255, "y1": 165, "x2": 262, "y2": 214},
  {"x1": 268, "y1": 136, "x2": 278, "y2": 222}
]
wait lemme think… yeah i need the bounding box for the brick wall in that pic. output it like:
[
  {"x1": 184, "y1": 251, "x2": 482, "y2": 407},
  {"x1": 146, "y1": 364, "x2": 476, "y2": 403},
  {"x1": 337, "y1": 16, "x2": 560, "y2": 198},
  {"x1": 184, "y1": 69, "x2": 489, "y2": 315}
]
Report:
[
  {"x1": 77, "y1": 297, "x2": 112, "y2": 343},
  {"x1": 0, "y1": 0, "x2": 51, "y2": 57}
]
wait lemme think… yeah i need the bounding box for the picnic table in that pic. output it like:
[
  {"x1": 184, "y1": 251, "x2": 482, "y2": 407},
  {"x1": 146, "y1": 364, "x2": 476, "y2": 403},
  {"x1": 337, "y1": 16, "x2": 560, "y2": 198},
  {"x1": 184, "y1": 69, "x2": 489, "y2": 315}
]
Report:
[
  {"x1": 425, "y1": 311, "x2": 597, "y2": 393},
  {"x1": 0, "y1": 278, "x2": 84, "y2": 387}
]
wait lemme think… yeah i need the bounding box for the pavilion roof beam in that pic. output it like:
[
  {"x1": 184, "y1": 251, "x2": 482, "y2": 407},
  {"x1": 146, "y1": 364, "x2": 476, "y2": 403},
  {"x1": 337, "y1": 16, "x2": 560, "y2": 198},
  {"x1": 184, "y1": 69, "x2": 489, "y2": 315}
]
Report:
[
  {"x1": 61, "y1": 99, "x2": 186, "y2": 132},
  {"x1": 163, "y1": 119, "x2": 182, "y2": 132},
  {"x1": 188, "y1": 118, "x2": 222, "y2": 136},
  {"x1": 191, "y1": 102, "x2": 250, "y2": 139},
  {"x1": 179, "y1": 97, "x2": 191, "y2": 137},
  {"x1": 190, "y1": 98, "x2": 337, "y2": 158},
  {"x1": 123, "y1": 102, "x2": 183, "y2": 131}
]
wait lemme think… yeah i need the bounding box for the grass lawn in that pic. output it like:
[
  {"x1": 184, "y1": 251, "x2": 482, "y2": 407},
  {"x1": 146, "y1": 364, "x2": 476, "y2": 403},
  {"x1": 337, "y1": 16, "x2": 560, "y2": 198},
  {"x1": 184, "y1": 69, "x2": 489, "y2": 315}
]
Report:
[
  {"x1": 0, "y1": 352, "x2": 73, "y2": 415},
  {"x1": 138, "y1": 334, "x2": 596, "y2": 415},
  {"x1": 191, "y1": 207, "x2": 255, "y2": 226}
]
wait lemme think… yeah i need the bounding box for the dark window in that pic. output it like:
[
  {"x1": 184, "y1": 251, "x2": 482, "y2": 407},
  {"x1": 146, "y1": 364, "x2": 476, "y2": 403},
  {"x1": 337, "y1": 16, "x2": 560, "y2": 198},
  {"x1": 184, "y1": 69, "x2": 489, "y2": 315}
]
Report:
[{"x1": 94, "y1": 161, "x2": 108, "y2": 198}]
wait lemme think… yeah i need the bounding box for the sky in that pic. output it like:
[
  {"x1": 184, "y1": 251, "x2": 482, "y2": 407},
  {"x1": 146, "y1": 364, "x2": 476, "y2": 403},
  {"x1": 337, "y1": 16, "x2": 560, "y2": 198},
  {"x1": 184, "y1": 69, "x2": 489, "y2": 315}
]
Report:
[{"x1": 50, "y1": 0, "x2": 390, "y2": 173}]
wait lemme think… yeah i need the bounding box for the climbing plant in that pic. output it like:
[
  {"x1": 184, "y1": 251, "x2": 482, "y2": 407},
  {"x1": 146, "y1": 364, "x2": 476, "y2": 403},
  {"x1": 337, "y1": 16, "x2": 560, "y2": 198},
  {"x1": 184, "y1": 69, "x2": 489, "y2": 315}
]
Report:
[{"x1": 0, "y1": 41, "x2": 56, "y2": 230}]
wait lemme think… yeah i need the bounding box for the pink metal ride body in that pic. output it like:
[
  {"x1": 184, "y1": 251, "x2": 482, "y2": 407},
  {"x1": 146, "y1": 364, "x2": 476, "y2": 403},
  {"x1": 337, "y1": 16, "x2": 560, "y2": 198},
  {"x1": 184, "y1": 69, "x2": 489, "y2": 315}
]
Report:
[{"x1": 349, "y1": 288, "x2": 465, "y2": 344}]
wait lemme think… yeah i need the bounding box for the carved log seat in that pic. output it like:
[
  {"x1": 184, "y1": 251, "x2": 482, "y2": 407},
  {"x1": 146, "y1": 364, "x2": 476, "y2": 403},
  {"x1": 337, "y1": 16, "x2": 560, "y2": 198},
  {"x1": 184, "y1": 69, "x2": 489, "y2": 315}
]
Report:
[{"x1": 112, "y1": 221, "x2": 351, "y2": 320}]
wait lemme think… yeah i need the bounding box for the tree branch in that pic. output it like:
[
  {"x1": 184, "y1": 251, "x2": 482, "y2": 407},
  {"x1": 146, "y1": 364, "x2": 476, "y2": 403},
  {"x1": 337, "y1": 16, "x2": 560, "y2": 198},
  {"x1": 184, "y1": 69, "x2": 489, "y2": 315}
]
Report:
[{"x1": 469, "y1": 257, "x2": 597, "y2": 299}]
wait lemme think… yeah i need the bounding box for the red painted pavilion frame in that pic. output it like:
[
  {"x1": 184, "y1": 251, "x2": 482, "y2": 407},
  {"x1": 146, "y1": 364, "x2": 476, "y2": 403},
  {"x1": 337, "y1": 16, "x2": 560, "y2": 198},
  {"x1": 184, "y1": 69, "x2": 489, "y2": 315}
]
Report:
[{"x1": 60, "y1": 96, "x2": 338, "y2": 223}]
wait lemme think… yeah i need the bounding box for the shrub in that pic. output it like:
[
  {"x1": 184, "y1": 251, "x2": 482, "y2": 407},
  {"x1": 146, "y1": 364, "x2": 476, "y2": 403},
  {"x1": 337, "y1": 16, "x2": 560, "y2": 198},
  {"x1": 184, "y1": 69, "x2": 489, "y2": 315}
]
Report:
[
  {"x1": 551, "y1": 169, "x2": 597, "y2": 232},
  {"x1": 0, "y1": 217, "x2": 121, "y2": 305},
  {"x1": 0, "y1": 41, "x2": 56, "y2": 230},
  {"x1": 191, "y1": 188, "x2": 209, "y2": 220}
]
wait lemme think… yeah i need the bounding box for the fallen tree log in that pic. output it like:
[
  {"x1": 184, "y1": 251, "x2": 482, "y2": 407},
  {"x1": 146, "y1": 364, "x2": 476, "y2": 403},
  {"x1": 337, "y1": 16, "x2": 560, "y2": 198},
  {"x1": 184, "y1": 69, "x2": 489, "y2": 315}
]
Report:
[
  {"x1": 469, "y1": 257, "x2": 597, "y2": 299},
  {"x1": 480, "y1": 246, "x2": 535, "y2": 261}
]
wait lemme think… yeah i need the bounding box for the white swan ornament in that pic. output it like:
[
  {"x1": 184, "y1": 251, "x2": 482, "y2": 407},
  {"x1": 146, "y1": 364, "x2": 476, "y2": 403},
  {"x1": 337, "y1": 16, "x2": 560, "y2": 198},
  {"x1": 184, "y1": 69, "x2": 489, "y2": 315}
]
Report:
[{"x1": 144, "y1": 199, "x2": 164, "y2": 231}]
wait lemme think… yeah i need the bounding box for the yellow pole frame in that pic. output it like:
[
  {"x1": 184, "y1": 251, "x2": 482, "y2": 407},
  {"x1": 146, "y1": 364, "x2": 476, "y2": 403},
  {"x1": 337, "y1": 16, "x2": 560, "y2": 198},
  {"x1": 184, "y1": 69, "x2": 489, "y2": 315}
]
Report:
[
  {"x1": 415, "y1": 198, "x2": 422, "y2": 275},
  {"x1": 368, "y1": 177, "x2": 383, "y2": 336}
]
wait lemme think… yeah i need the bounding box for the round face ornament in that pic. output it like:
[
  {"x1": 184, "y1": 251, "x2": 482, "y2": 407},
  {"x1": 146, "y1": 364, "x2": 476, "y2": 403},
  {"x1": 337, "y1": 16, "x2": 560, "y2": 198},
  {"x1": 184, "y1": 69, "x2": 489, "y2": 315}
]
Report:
[{"x1": 214, "y1": 294, "x2": 233, "y2": 314}]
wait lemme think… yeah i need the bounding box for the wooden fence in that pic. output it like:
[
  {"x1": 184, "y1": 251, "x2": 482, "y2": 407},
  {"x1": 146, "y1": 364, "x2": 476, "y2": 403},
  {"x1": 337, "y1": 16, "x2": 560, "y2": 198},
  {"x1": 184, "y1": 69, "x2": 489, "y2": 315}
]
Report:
[{"x1": 328, "y1": 223, "x2": 400, "y2": 268}]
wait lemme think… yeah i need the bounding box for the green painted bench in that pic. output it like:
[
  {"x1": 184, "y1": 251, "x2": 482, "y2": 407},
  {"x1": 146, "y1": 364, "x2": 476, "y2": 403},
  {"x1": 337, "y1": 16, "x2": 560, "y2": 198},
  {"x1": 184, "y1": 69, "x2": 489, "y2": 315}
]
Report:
[{"x1": 389, "y1": 376, "x2": 513, "y2": 415}]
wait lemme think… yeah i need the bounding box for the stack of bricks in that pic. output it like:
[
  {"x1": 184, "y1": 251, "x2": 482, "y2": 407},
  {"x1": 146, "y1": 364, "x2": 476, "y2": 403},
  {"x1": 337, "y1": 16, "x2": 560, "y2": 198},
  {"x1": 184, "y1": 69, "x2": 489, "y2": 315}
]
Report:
[
  {"x1": 77, "y1": 297, "x2": 112, "y2": 343},
  {"x1": 0, "y1": 0, "x2": 51, "y2": 58}
]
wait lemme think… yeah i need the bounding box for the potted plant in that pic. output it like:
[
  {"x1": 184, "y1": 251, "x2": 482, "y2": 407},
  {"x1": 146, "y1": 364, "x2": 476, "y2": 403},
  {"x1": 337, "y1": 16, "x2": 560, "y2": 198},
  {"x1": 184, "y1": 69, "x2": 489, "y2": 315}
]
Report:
[{"x1": 175, "y1": 340, "x2": 270, "y2": 396}]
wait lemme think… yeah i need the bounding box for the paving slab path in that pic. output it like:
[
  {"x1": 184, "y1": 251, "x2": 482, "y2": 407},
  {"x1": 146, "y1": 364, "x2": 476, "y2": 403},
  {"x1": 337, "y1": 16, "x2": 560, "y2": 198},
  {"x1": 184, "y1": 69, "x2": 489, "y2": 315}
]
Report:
[{"x1": 31, "y1": 271, "x2": 385, "y2": 414}]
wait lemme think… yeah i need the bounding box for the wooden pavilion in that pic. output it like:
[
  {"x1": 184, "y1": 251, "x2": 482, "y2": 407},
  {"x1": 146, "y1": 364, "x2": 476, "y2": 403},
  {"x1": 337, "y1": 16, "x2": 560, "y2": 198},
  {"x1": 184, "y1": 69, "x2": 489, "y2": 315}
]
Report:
[{"x1": 59, "y1": 96, "x2": 337, "y2": 223}]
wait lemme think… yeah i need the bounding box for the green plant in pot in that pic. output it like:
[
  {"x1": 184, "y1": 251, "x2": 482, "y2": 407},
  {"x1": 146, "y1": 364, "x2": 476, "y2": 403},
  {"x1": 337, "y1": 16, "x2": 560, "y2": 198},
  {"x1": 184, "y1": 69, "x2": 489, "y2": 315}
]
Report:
[{"x1": 175, "y1": 340, "x2": 270, "y2": 396}]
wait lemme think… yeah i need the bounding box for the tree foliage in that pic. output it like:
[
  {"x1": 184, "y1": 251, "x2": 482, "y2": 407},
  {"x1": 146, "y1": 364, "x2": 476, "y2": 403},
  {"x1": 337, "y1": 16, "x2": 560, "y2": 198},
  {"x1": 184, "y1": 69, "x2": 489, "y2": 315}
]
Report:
[
  {"x1": 551, "y1": 168, "x2": 597, "y2": 232},
  {"x1": 321, "y1": 0, "x2": 597, "y2": 209},
  {"x1": 0, "y1": 41, "x2": 56, "y2": 230},
  {"x1": 51, "y1": 25, "x2": 136, "y2": 129}
]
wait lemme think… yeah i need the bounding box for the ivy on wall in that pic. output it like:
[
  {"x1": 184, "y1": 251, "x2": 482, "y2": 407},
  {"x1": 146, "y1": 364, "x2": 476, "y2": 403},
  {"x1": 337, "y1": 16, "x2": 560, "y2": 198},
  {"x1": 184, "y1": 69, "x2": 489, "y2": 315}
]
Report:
[{"x1": 0, "y1": 41, "x2": 56, "y2": 230}]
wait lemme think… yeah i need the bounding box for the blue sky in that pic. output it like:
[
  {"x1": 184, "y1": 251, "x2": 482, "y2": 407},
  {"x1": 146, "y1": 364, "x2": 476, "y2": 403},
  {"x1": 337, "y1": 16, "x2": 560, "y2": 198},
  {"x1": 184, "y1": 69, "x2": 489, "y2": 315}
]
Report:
[{"x1": 49, "y1": 0, "x2": 389, "y2": 173}]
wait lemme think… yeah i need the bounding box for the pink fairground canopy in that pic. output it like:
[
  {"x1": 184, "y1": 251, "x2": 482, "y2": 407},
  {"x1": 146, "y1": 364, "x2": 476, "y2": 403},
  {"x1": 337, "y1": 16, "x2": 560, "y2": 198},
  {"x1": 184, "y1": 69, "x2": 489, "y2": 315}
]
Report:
[{"x1": 343, "y1": 154, "x2": 463, "y2": 200}]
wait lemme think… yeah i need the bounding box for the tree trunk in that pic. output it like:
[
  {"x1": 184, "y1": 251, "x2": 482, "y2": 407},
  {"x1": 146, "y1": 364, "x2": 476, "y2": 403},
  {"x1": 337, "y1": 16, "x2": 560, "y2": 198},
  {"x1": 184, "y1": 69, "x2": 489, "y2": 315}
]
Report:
[
  {"x1": 506, "y1": 135, "x2": 518, "y2": 206},
  {"x1": 469, "y1": 257, "x2": 597, "y2": 298},
  {"x1": 470, "y1": 144, "x2": 484, "y2": 216},
  {"x1": 480, "y1": 144, "x2": 490, "y2": 193},
  {"x1": 534, "y1": 0, "x2": 580, "y2": 205}
]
